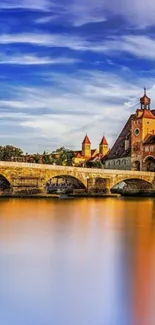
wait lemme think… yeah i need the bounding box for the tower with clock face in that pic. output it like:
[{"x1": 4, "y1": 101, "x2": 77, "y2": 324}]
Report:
[
  {"x1": 131, "y1": 88, "x2": 155, "y2": 170},
  {"x1": 105, "y1": 88, "x2": 155, "y2": 171}
]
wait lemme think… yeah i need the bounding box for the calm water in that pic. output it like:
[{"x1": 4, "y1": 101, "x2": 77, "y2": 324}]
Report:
[{"x1": 0, "y1": 198, "x2": 155, "y2": 325}]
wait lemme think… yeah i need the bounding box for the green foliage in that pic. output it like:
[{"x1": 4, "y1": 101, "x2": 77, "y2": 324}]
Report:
[
  {"x1": 0, "y1": 145, "x2": 23, "y2": 161},
  {"x1": 33, "y1": 154, "x2": 40, "y2": 163},
  {"x1": 86, "y1": 159, "x2": 104, "y2": 169},
  {"x1": 0, "y1": 145, "x2": 75, "y2": 166},
  {"x1": 93, "y1": 160, "x2": 104, "y2": 169},
  {"x1": 52, "y1": 147, "x2": 75, "y2": 166},
  {"x1": 42, "y1": 151, "x2": 54, "y2": 165}
]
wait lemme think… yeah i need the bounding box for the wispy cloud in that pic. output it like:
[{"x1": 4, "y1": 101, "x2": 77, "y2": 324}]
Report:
[
  {"x1": 35, "y1": 15, "x2": 59, "y2": 24},
  {"x1": 0, "y1": 33, "x2": 88, "y2": 50},
  {"x1": 34, "y1": 0, "x2": 106, "y2": 26},
  {"x1": 33, "y1": 0, "x2": 155, "y2": 28},
  {"x1": 1, "y1": 33, "x2": 155, "y2": 61},
  {"x1": 0, "y1": 1, "x2": 155, "y2": 152},
  {"x1": 1, "y1": 0, "x2": 155, "y2": 28},
  {"x1": 0, "y1": 70, "x2": 154, "y2": 152},
  {"x1": 106, "y1": 0, "x2": 155, "y2": 28},
  {"x1": 97, "y1": 35, "x2": 155, "y2": 60},
  {"x1": 0, "y1": 0, "x2": 52, "y2": 11},
  {"x1": 0, "y1": 53, "x2": 80, "y2": 65}
]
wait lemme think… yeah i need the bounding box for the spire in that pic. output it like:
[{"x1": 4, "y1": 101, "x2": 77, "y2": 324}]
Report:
[
  {"x1": 140, "y1": 87, "x2": 151, "y2": 110},
  {"x1": 82, "y1": 134, "x2": 91, "y2": 144},
  {"x1": 99, "y1": 135, "x2": 109, "y2": 156},
  {"x1": 144, "y1": 87, "x2": 146, "y2": 96},
  {"x1": 100, "y1": 136, "x2": 108, "y2": 145}
]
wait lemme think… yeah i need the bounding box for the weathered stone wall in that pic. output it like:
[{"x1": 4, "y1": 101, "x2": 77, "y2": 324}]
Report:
[{"x1": 104, "y1": 157, "x2": 131, "y2": 170}]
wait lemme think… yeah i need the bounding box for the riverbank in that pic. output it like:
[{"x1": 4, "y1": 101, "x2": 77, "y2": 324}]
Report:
[
  {"x1": 0, "y1": 193, "x2": 120, "y2": 199},
  {"x1": 1, "y1": 190, "x2": 155, "y2": 199}
]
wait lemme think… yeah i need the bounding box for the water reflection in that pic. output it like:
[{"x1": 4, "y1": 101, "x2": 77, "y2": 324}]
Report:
[{"x1": 0, "y1": 198, "x2": 155, "y2": 325}]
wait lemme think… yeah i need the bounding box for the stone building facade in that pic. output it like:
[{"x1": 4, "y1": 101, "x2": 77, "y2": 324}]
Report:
[{"x1": 104, "y1": 89, "x2": 155, "y2": 171}]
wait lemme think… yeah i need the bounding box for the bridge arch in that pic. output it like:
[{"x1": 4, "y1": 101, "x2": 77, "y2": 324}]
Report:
[
  {"x1": 143, "y1": 156, "x2": 155, "y2": 172},
  {"x1": 0, "y1": 174, "x2": 12, "y2": 193},
  {"x1": 0, "y1": 170, "x2": 13, "y2": 185},
  {"x1": 111, "y1": 177, "x2": 153, "y2": 193},
  {"x1": 44, "y1": 173, "x2": 87, "y2": 193}
]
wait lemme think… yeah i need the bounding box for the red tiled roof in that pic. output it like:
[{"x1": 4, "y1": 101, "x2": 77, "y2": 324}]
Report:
[
  {"x1": 87, "y1": 153, "x2": 103, "y2": 162},
  {"x1": 142, "y1": 109, "x2": 155, "y2": 119},
  {"x1": 74, "y1": 150, "x2": 82, "y2": 157},
  {"x1": 74, "y1": 149, "x2": 97, "y2": 159},
  {"x1": 100, "y1": 136, "x2": 108, "y2": 145},
  {"x1": 91, "y1": 149, "x2": 97, "y2": 155},
  {"x1": 82, "y1": 135, "x2": 91, "y2": 144}
]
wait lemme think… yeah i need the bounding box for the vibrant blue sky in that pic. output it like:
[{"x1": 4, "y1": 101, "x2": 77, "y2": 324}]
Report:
[{"x1": 0, "y1": 0, "x2": 155, "y2": 153}]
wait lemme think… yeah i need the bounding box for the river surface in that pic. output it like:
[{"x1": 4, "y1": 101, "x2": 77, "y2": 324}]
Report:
[{"x1": 0, "y1": 197, "x2": 155, "y2": 325}]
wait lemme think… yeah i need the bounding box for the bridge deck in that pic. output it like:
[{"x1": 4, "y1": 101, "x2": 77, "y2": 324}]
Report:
[{"x1": 0, "y1": 161, "x2": 154, "y2": 177}]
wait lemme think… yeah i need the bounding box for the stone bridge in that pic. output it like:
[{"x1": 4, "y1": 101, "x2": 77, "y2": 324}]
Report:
[{"x1": 0, "y1": 161, "x2": 155, "y2": 195}]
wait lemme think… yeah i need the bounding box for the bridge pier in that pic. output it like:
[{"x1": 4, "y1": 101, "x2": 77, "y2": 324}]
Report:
[
  {"x1": 10, "y1": 176, "x2": 45, "y2": 196},
  {"x1": 87, "y1": 177, "x2": 112, "y2": 194}
]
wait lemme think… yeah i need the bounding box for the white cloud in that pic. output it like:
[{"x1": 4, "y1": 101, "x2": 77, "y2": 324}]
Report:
[
  {"x1": 34, "y1": 0, "x2": 106, "y2": 26},
  {"x1": 0, "y1": 32, "x2": 90, "y2": 52},
  {"x1": 35, "y1": 15, "x2": 59, "y2": 24},
  {"x1": 0, "y1": 70, "x2": 154, "y2": 152},
  {"x1": 0, "y1": 0, "x2": 52, "y2": 11},
  {"x1": 1, "y1": 33, "x2": 155, "y2": 61},
  {"x1": 32, "y1": 0, "x2": 155, "y2": 28},
  {"x1": 64, "y1": 0, "x2": 155, "y2": 28},
  {"x1": 61, "y1": 0, "x2": 107, "y2": 27},
  {"x1": 1, "y1": 0, "x2": 155, "y2": 28},
  {"x1": 106, "y1": 0, "x2": 155, "y2": 28},
  {"x1": 96, "y1": 35, "x2": 155, "y2": 60},
  {"x1": 0, "y1": 53, "x2": 80, "y2": 65}
]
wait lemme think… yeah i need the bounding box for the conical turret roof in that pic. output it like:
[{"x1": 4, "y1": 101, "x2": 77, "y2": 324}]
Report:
[
  {"x1": 82, "y1": 134, "x2": 91, "y2": 144},
  {"x1": 100, "y1": 136, "x2": 108, "y2": 145}
]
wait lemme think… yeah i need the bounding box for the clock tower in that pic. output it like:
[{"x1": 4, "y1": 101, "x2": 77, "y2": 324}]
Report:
[{"x1": 131, "y1": 88, "x2": 155, "y2": 170}]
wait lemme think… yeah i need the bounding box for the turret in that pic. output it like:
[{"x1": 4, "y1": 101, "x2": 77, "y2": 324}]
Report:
[
  {"x1": 140, "y1": 87, "x2": 151, "y2": 110},
  {"x1": 99, "y1": 136, "x2": 109, "y2": 156},
  {"x1": 82, "y1": 134, "x2": 91, "y2": 157}
]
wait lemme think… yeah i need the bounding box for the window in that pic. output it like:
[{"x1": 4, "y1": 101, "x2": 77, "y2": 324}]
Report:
[
  {"x1": 145, "y1": 146, "x2": 149, "y2": 152},
  {"x1": 150, "y1": 146, "x2": 154, "y2": 152},
  {"x1": 135, "y1": 128, "x2": 140, "y2": 136}
]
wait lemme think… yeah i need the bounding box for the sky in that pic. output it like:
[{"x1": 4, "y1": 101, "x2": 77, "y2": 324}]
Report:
[{"x1": 0, "y1": 0, "x2": 155, "y2": 153}]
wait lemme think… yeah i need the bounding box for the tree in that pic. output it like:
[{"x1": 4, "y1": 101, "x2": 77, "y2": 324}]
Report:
[
  {"x1": 86, "y1": 159, "x2": 104, "y2": 169},
  {"x1": 53, "y1": 148, "x2": 75, "y2": 166},
  {"x1": 0, "y1": 145, "x2": 23, "y2": 161},
  {"x1": 33, "y1": 154, "x2": 40, "y2": 163},
  {"x1": 42, "y1": 151, "x2": 54, "y2": 164},
  {"x1": 0, "y1": 146, "x2": 4, "y2": 160}
]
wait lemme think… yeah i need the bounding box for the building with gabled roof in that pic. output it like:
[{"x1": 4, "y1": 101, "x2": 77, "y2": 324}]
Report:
[{"x1": 104, "y1": 88, "x2": 155, "y2": 171}]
